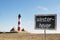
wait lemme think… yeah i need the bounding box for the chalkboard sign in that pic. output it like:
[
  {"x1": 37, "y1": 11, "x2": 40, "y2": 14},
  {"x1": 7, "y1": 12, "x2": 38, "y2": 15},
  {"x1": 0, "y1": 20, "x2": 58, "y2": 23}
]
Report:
[{"x1": 35, "y1": 14, "x2": 57, "y2": 30}]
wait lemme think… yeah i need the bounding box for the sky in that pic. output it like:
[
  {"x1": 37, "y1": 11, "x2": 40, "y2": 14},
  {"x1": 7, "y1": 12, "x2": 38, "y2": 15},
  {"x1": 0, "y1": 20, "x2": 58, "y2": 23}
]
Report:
[{"x1": 0, "y1": 0, "x2": 60, "y2": 34}]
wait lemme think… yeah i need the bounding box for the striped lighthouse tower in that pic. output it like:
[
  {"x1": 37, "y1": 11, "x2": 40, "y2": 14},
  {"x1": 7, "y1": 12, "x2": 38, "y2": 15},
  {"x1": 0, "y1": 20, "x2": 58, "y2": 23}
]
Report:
[{"x1": 18, "y1": 14, "x2": 21, "y2": 31}]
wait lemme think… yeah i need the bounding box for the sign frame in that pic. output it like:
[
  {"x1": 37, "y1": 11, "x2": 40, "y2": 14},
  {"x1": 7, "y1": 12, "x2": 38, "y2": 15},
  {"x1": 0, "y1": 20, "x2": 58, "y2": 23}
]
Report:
[{"x1": 35, "y1": 14, "x2": 57, "y2": 30}]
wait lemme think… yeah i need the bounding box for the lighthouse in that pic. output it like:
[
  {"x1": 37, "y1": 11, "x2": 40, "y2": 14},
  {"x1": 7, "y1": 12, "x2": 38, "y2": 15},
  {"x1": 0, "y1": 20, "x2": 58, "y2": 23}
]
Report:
[
  {"x1": 18, "y1": 14, "x2": 21, "y2": 31},
  {"x1": 10, "y1": 14, "x2": 21, "y2": 32}
]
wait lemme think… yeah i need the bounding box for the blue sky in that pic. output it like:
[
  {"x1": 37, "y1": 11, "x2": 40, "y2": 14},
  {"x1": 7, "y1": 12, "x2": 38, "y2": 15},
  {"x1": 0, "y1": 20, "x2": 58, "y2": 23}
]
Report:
[{"x1": 0, "y1": 0, "x2": 60, "y2": 33}]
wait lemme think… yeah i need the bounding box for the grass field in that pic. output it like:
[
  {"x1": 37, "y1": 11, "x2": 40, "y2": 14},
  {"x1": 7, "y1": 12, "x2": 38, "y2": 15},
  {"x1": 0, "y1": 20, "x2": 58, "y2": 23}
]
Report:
[{"x1": 0, "y1": 32, "x2": 60, "y2": 40}]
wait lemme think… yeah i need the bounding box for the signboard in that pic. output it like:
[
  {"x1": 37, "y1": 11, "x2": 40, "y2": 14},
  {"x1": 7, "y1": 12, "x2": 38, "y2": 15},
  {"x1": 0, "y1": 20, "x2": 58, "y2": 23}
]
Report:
[{"x1": 35, "y1": 14, "x2": 57, "y2": 30}]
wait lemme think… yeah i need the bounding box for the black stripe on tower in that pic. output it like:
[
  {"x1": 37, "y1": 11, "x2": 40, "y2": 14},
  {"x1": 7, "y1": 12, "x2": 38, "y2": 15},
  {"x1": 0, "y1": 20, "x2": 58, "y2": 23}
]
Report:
[
  {"x1": 18, "y1": 21, "x2": 20, "y2": 25},
  {"x1": 18, "y1": 14, "x2": 21, "y2": 19}
]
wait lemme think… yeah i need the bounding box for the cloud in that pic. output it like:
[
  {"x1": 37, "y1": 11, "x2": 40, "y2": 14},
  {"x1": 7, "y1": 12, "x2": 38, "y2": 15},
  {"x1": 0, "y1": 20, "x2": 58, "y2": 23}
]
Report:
[
  {"x1": 37, "y1": 5, "x2": 60, "y2": 14},
  {"x1": 37, "y1": 6, "x2": 49, "y2": 11},
  {"x1": 54, "y1": 6, "x2": 60, "y2": 13}
]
